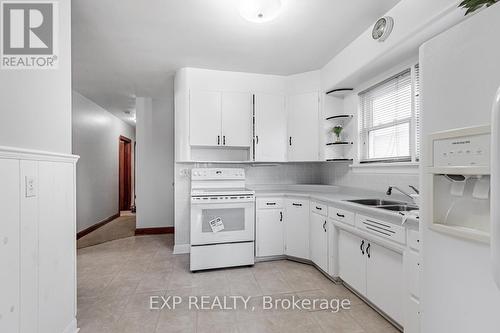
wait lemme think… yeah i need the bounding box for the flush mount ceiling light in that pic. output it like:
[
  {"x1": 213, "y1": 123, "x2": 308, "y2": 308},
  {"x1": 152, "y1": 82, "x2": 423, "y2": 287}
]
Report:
[{"x1": 239, "y1": 0, "x2": 282, "y2": 23}]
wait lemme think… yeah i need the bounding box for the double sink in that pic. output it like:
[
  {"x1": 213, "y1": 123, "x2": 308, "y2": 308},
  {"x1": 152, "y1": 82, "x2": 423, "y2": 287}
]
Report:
[{"x1": 346, "y1": 199, "x2": 418, "y2": 213}]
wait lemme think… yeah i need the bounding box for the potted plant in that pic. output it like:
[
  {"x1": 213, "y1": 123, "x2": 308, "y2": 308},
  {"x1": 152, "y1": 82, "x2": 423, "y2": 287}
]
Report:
[
  {"x1": 459, "y1": 0, "x2": 498, "y2": 15},
  {"x1": 332, "y1": 125, "x2": 343, "y2": 143}
]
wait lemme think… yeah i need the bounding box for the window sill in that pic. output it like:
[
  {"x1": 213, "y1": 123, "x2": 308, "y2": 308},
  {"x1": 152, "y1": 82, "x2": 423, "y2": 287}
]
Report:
[{"x1": 350, "y1": 162, "x2": 420, "y2": 174}]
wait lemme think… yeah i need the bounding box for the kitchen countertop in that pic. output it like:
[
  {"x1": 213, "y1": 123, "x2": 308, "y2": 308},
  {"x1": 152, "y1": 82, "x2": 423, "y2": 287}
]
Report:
[{"x1": 249, "y1": 184, "x2": 419, "y2": 226}]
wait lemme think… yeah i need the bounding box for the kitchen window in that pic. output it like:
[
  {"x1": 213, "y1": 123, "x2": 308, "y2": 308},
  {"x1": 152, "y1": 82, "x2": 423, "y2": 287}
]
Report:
[{"x1": 359, "y1": 65, "x2": 420, "y2": 163}]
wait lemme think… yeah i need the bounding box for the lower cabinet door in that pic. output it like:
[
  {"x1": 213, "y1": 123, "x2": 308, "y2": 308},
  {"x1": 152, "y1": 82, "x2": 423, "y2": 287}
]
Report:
[
  {"x1": 256, "y1": 209, "x2": 284, "y2": 257},
  {"x1": 338, "y1": 230, "x2": 366, "y2": 295},
  {"x1": 285, "y1": 199, "x2": 310, "y2": 259},
  {"x1": 366, "y1": 242, "x2": 404, "y2": 324},
  {"x1": 310, "y1": 213, "x2": 328, "y2": 272}
]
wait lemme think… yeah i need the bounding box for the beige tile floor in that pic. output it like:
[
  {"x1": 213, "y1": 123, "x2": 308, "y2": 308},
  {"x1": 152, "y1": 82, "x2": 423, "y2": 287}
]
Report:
[{"x1": 77, "y1": 234, "x2": 400, "y2": 333}]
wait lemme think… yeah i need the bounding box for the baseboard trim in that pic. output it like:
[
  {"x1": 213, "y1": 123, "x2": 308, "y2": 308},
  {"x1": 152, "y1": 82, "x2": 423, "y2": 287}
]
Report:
[
  {"x1": 62, "y1": 318, "x2": 78, "y2": 333},
  {"x1": 76, "y1": 212, "x2": 120, "y2": 239},
  {"x1": 135, "y1": 227, "x2": 174, "y2": 235}
]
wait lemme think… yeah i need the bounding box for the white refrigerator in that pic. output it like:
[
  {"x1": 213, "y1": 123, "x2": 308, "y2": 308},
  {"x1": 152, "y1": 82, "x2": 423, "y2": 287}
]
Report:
[{"x1": 420, "y1": 4, "x2": 500, "y2": 333}]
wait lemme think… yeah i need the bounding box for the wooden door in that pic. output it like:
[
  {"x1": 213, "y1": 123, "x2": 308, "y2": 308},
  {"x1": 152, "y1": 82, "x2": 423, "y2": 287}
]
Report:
[{"x1": 119, "y1": 136, "x2": 132, "y2": 211}]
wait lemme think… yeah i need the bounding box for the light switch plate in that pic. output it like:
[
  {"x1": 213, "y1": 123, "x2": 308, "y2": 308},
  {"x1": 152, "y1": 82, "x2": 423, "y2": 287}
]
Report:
[{"x1": 25, "y1": 176, "x2": 36, "y2": 198}]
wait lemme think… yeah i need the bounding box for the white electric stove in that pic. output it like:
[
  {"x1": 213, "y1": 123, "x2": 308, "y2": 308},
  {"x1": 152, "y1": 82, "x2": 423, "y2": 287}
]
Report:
[{"x1": 190, "y1": 168, "x2": 255, "y2": 271}]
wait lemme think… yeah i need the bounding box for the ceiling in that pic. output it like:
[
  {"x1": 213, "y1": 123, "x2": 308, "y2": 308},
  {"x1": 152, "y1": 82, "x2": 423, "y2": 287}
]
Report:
[{"x1": 72, "y1": 0, "x2": 400, "y2": 125}]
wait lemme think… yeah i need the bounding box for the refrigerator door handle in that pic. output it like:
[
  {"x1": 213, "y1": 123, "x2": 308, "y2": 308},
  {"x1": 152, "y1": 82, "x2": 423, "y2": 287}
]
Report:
[{"x1": 491, "y1": 86, "x2": 500, "y2": 290}]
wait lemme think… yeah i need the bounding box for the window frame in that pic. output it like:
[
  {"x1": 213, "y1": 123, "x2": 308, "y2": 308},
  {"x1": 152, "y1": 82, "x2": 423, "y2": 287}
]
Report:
[{"x1": 358, "y1": 64, "x2": 420, "y2": 164}]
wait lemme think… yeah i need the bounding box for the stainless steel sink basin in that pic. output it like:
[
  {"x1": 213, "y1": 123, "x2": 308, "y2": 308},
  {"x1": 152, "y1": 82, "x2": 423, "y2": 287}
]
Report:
[
  {"x1": 346, "y1": 199, "x2": 405, "y2": 206},
  {"x1": 378, "y1": 205, "x2": 419, "y2": 212}
]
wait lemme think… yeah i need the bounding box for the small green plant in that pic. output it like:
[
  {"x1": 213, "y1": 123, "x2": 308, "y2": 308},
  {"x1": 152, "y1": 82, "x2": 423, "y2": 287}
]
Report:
[
  {"x1": 459, "y1": 0, "x2": 498, "y2": 15},
  {"x1": 332, "y1": 125, "x2": 343, "y2": 142}
]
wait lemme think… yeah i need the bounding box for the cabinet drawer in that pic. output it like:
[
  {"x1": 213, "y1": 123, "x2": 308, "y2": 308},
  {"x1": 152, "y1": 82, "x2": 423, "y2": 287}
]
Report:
[
  {"x1": 328, "y1": 206, "x2": 355, "y2": 226},
  {"x1": 311, "y1": 201, "x2": 327, "y2": 216},
  {"x1": 257, "y1": 198, "x2": 284, "y2": 209},
  {"x1": 408, "y1": 229, "x2": 421, "y2": 251},
  {"x1": 356, "y1": 215, "x2": 406, "y2": 244}
]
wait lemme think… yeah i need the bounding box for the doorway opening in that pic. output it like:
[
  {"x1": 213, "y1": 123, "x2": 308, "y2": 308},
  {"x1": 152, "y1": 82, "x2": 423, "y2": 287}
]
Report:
[{"x1": 119, "y1": 135, "x2": 132, "y2": 212}]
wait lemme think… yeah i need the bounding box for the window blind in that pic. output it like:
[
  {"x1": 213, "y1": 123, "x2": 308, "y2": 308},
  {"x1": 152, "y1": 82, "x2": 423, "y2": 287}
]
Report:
[
  {"x1": 414, "y1": 64, "x2": 421, "y2": 159},
  {"x1": 360, "y1": 69, "x2": 413, "y2": 162}
]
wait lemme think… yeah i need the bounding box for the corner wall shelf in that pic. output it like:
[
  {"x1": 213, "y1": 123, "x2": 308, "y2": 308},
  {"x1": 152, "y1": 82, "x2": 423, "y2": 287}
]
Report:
[
  {"x1": 325, "y1": 88, "x2": 354, "y2": 97},
  {"x1": 326, "y1": 142, "x2": 353, "y2": 146},
  {"x1": 326, "y1": 115, "x2": 353, "y2": 121}
]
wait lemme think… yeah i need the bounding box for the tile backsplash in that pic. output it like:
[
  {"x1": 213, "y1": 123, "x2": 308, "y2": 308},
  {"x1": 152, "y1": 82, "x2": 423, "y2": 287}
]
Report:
[{"x1": 317, "y1": 162, "x2": 420, "y2": 193}]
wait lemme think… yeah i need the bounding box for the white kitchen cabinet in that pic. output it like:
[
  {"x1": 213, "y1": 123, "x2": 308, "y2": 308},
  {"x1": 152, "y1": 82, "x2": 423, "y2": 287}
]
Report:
[
  {"x1": 338, "y1": 230, "x2": 367, "y2": 295},
  {"x1": 221, "y1": 92, "x2": 253, "y2": 147},
  {"x1": 284, "y1": 198, "x2": 309, "y2": 259},
  {"x1": 256, "y1": 209, "x2": 284, "y2": 257},
  {"x1": 287, "y1": 92, "x2": 320, "y2": 161},
  {"x1": 366, "y1": 242, "x2": 404, "y2": 324},
  {"x1": 338, "y1": 229, "x2": 404, "y2": 324},
  {"x1": 190, "y1": 90, "x2": 253, "y2": 147},
  {"x1": 254, "y1": 93, "x2": 287, "y2": 161},
  {"x1": 310, "y1": 210, "x2": 328, "y2": 272},
  {"x1": 190, "y1": 90, "x2": 222, "y2": 146}
]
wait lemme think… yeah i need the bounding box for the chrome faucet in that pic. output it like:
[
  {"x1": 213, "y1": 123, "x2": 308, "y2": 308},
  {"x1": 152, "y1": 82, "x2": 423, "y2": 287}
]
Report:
[{"x1": 386, "y1": 186, "x2": 417, "y2": 200}]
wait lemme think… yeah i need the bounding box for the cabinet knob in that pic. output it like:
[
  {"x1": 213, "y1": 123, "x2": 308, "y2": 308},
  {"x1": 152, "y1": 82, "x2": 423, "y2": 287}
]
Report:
[
  {"x1": 366, "y1": 243, "x2": 371, "y2": 258},
  {"x1": 217, "y1": 135, "x2": 220, "y2": 145},
  {"x1": 323, "y1": 221, "x2": 327, "y2": 232},
  {"x1": 280, "y1": 211, "x2": 283, "y2": 222},
  {"x1": 360, "y1": 240, "x2": 365, "y2": 255}
]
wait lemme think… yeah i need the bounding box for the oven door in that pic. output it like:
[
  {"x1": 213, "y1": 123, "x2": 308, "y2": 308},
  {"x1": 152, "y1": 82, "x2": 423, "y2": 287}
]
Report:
[{"x1": 190, "y1": 200, "x2": 255, "y2": 245}]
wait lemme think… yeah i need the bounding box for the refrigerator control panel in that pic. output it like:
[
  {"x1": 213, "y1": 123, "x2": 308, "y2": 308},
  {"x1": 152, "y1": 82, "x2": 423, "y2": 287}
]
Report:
[{"x1": 433, "y1": 133, "x2": 490, "y2": 167}]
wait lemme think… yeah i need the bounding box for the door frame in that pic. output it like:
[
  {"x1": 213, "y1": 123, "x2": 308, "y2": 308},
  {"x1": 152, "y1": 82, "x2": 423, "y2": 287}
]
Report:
[{"x1": 119, "y1": 135, "x2": 132, "y2": 212}]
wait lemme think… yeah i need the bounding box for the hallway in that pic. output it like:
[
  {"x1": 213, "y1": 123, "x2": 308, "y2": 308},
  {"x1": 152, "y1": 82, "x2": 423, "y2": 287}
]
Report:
[{"x1": 77, "y1": 212, "x2": 136, "y2": 249}]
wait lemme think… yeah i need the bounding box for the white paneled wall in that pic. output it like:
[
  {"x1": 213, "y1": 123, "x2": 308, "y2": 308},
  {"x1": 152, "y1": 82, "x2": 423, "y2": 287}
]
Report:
[{"x1": 0, "y1": 147, "x2": 78, "y2": 333}]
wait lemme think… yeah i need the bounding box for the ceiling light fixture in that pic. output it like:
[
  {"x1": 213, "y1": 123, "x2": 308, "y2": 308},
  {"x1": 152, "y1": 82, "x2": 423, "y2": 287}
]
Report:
[{"x1": 239, "y1": 0, "x2": 282, "y2": 23}]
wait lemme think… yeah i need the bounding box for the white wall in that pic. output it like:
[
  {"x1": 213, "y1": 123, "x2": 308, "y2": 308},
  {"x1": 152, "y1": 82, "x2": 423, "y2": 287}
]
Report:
[
  {"x1": 0, "y1": 0, "x2": 72, "y2": 154},
  {"x1": 72, "y1": 92, "x2": 135, "y2": 233},
  {"x1": 136, "y1": 92, "x2": 175, "y2": 229},
  {"x1": 321, "y1": 0, "x2": 464, "y2": 91}
]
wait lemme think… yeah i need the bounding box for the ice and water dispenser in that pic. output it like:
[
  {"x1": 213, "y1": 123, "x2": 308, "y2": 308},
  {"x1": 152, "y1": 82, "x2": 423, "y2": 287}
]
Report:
[{"x1": 427, "y1": 125, "x2": 491, "y2": 242}]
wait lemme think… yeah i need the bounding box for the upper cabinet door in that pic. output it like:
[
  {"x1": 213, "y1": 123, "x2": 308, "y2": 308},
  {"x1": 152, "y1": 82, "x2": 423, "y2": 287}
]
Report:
[
  {"x1": 254, "y1": 93, "x2": 287, "y2": 161},
  {"x1": 189, "y1": 91, "x2": 222, "y2": 146},
  {"x1": 287, "y1": 92, "x2": 320, "y2": 161},
  {"x1": 221, "y1": 92, "x2": 253, "y2": 147}
]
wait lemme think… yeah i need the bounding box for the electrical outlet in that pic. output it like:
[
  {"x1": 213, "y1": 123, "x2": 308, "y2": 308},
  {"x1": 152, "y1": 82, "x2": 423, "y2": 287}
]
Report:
[{"x1": 25, "y1": 176, "x2": 36, "y2": 198}]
